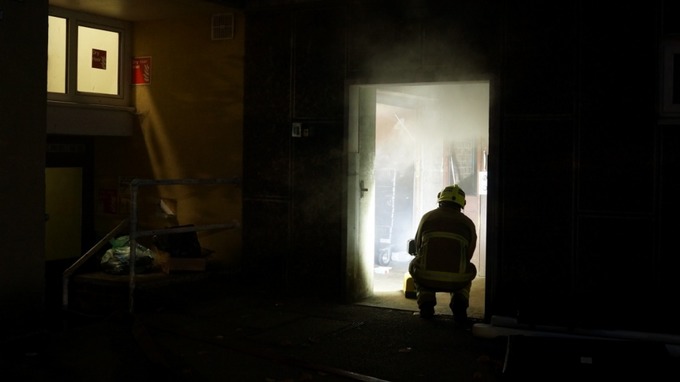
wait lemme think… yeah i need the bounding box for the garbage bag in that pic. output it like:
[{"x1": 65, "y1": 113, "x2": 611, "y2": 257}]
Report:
[{"x1": 100, "y1": 235, "x2": 155, "y2": 275}]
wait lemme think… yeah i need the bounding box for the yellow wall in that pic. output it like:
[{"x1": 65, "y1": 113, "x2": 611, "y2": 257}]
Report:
[
  {"x1": 45, "y1": 167, "x2": 82, "y2": 260},
  {"x1": 94, "y1": 10, "x2": 244, "y2": 268}
]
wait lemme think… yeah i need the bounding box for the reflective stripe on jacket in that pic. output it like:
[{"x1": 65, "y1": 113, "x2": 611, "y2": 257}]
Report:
[
  {"x1": 410, "y1": 204, "x2": 478, "y2": 288},
  {"x1": 412, "y1": 231, "x2": 476, "y2": 283}
]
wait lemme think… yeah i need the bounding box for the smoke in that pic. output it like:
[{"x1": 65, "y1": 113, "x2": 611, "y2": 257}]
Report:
[{"x1": 374, "y1": 82, "x2": 489, "y2": 256}]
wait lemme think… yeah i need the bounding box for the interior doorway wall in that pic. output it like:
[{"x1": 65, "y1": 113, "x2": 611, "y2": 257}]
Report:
[
  {"x1": 44, "y1": 136, "x2": 94, "y2": 315},
  {"x1": 346, "y1": 81, "x2": 489, "y2": 313},
  {"x1": 45, "y1": 167, "x2": 83, "y2": 261}
]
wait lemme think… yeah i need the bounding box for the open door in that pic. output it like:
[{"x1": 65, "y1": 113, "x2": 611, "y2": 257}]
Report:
[
  {"x1": 345, "y1": 85, "x2": 377, "y2": 302},
  {"x1": 347, "y1": 81, "x2": 489, "y2": 317}
]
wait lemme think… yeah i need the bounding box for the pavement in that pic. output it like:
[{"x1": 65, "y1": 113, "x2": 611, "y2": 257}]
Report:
[
  {"x1": 3, "y1": 271, "x2": 679, "y2": 381},
  {"x1": 0, "y1": 273, "x2": 507, "y2": 382}
]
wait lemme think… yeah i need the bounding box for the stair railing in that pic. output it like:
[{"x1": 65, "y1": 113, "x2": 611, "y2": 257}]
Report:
[
  {"x1": 62, "y1": 177, "x2": 241, "y2": 314},
  {"x1": 127, "y1": 177, "x2": 240, "y2": 313},
  {"x1": 62, "y1": 218, "x2": 130, "y2": 309}
]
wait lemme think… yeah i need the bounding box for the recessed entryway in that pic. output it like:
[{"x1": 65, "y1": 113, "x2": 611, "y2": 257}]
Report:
[{"x1": 346, "y1": 81, "x2": 489, "y2": 318}]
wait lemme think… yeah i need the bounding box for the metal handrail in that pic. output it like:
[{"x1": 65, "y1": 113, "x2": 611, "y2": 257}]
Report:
[
  {"x1": 61, "y1": 177, "x2": 241, "y2": 314},
  {"x1": 62, "y1": 218, "x2": 130, "y2": 309},
  {"x1": 127, "y1": 177, "x2": 240, "y2": 313}
]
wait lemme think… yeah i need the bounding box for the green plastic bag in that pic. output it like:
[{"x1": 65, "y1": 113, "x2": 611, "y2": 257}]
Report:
[{"x1": 100, "y1": 235, "x2": 155, "y2": 275}]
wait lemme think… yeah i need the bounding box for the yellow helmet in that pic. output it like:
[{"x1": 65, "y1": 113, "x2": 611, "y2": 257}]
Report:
[{"x1": 437, "y1": 185, "x2": 466, "y2": 207}]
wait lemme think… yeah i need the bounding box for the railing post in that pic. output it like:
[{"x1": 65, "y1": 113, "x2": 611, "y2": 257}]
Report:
[
  {"x1": 61, "y1": 178, "x2": 239, "y2": 315},
  {"x1": 128, "y1": 181, "x2": 139, "y2": 314},
  {"x1": 62, "y1": 218, "x2": 130, "y2": 311},
  {"x1": 62, "y1": 276, "x2": 69, "y2": 309}
]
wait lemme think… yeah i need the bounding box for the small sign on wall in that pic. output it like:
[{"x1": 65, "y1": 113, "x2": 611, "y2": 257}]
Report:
[
  {"x1": 98, "y1": 188, "x2": 118, "y2": 214},
  {"x1": 132, "y1": 56, "x2": 151, "y2": 85}
]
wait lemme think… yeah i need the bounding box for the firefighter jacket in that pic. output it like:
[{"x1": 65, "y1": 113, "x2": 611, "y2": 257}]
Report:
[{"x1": 410, "y1": 204, "x2": 477, "y2": 290}]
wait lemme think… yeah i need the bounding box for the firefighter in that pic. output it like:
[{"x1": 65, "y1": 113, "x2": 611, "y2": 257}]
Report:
[{"x1": 408, "y1": 184, "x2": 477, "y2": 324}]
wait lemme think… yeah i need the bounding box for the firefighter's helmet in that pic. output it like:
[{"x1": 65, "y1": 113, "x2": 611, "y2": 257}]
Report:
[{"x1": 437, "y1": 185, "x2": 466, "y2": 207}]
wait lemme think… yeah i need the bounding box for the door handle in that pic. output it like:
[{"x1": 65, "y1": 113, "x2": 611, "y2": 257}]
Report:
[{"x1": 360, "y1": 180, "x2": 368, "y2": 198}]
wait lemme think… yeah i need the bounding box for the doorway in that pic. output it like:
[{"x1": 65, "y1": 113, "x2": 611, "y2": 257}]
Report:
[
  {"x1": 45, "y1": 167, "x2": 83, "y2": 262},
  {"x1": 347, "y1": 81, "x2": 489, "y2": 317},
  {"x1": 44, "y1": 136, "x2": 94, "y2": 316}
]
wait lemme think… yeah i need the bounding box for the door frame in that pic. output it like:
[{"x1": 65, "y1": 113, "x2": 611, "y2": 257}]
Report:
[{"x1": 344, "y1": 81, "x2": 494, "y2": 312}]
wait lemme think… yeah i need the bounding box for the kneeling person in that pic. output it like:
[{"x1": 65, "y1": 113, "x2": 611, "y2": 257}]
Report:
[{"x1": 408, "y1": 184, "x2": 477, "y2": 323}]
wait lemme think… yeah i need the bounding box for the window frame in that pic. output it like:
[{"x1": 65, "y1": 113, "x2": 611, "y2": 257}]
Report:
[{"x1": 48, "y1": 7, "x2": 131, "y2": 107}]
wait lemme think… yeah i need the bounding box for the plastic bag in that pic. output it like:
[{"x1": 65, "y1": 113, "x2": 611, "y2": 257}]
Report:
[{"x1": 100, "y1": 235, "x2": 155, "y2": 275}]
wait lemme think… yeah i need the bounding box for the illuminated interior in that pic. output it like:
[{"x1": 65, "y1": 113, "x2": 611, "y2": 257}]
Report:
[{"x1": 371, "y1": 82, "x2": 489, "y2": 297}]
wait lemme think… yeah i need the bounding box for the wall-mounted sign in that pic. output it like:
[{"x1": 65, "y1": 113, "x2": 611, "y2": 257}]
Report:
[
  {"x1": 132, "y1": 56, "x2": 151, "y2": 85},
  {"x1": 98, "y1": 188, "x2": 118, "y2": 214},
  {"x1": 92, "y1": 49, "x2": 107, "y2": 69}
]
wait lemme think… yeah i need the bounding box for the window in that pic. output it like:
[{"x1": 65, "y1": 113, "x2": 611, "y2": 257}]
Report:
[
  {"x1": 48, "y1": 7, "x2": 131, "y2": 107},
  {"x1": 77, "y1": 26, "x2": 120, "y2": 95},
  {"x1": 47, "y1": 15, "x2": 67, "y2": 94}
]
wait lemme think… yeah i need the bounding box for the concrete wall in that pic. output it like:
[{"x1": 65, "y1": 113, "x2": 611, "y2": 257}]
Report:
[
  {"x1": 0, "y1": 0, "x2": 48, "y2": 338},
  {"x1": 241, "y1": 0, "x2": 680, "y2": 335}
]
